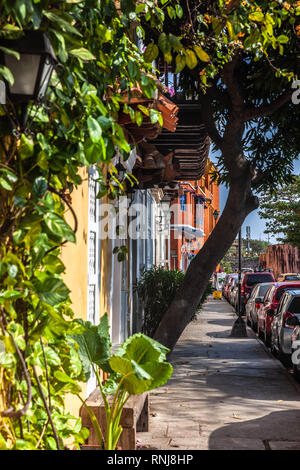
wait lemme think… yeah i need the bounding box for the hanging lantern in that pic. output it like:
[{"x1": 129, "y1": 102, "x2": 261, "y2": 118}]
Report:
[{"x1": 0, "y1": 30, "x2": 58, "y2": 105}]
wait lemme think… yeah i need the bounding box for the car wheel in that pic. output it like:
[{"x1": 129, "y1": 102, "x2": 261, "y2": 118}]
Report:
[
  {"x1": 258, "y1": 325, "x2": 264, "y2": 341},
  {"x1": 264, "y1": 328, "x2": 271, "y2": 348},
  {"x1": 293, "y1": 364, "x2": 300, "y2": 384},
  {"x1": 278, "y1": 348, "x2": 292, "y2": 367},
  {"x1": 246, "y1": 313, "x2": 251, "y2": 327},
  {"x1": 251, "y1": 316, "x2": 258, "y2": 333},
  {"x1": 270, "y1": 334, "x2": 278, "y2": 357}
]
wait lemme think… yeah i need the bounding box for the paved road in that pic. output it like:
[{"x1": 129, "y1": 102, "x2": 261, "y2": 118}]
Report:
[{"x1": 137, "y1": 297, "x2": 300, "y2": 450}]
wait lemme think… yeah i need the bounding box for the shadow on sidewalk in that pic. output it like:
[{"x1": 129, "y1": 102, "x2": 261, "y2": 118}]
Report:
[{"x1": 208, "y1": 410, "x2": 300, "y2": 450}]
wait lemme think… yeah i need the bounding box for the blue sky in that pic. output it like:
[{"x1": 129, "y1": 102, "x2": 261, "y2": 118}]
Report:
[{"x1": 210, "y1": 154, "x2": 300, "y2": 243}]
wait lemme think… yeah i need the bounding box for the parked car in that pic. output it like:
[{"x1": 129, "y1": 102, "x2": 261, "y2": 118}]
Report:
[
  {"x1": 241, "y1": 267, "x2": 254, "y2": 273},
  {"x1": 224, "y1": 274, "x2": 238, "y2": 300},
  {"x1": 291, "y1": 325, "x2": 300, "y2": 382},
  {"x1": 241, "y1": 271, "x2": 275, "y2": 314},
  {"x1": 271, "y1": 289, "x2": 300, "y2": 361},
  {"x1": 277, "y1": 273, "x2": 300, "y2": 282},
  {"x1": 245, "y1": 282, "x2": 274, "y2": 332},
  {"x1": 257, "y1": 281, "x2": 300, "y2": 346},
  {"x1": 228, "y1": 278, "x2": 239, "y2": 306},
  {"x1": 231, "y1": 280, "x2": 240, "y2": 310}
]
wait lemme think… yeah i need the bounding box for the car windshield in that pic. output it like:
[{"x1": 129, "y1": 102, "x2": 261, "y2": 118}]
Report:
[
  {"x1": 258, "y1": 284, "x2": 272, "y2": 297},
  {"x1": 288, "y1": 297, "x2": 300, "y2": 314},
  {"x1": 245, "y1": 274, "x2": 273, "y2": 286},
  {"x1": 285, "y1": 275, "x2": 300, "y2": 281},
  {"x1": 275, "y1": 286, "x2": 300, "y2": 302}
]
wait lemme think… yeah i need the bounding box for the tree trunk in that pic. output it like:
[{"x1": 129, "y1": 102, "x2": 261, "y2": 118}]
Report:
[{"x1": 153, "y1": 170, "x2": 258, "y2": 351}]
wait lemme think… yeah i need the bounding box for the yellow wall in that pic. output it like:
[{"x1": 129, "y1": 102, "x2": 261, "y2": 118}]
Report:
[
  {"x1": 61, "y1": 166, "x2": 89, "y2": 321},
  {"x1": 60, "y1": 166, "x2": 89, "y2": 421}
]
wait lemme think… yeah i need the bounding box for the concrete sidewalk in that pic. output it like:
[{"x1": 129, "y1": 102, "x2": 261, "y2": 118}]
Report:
[{"x1": 137, "y1": 297, "x2": 300, "y2": 450}]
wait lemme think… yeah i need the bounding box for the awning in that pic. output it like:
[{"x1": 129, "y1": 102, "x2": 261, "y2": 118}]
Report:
[{"x1": 171, "y1": 224, "x2": 205, "y2": 239}]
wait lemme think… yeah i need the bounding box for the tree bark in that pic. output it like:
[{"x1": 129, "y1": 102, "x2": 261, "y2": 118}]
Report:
[{"x1": 153, "y1": 168, "x2": 258, "y2": 351}]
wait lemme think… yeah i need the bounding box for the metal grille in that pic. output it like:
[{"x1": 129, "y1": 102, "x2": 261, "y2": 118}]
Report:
[
  {"x1": 88, "y1": 231, "x2": 96, "y2": 275},
  {"x1": 88, "y1": 284, "x2": 96, "y2": 324},
  {"x1": 89, "y1": 176, "x2": 97, "y2": 223}
]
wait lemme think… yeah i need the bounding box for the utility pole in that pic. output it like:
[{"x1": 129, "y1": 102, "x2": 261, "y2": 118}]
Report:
[{"x1": 230, "y1": 228, "x2": 247, "y2": 338}]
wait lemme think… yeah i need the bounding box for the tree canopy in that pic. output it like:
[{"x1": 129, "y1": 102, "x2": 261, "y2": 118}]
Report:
[
  {"x1": 141, "y1": 0, "x2": 300, "y2": 190},
  {"x1": 259, "y1": 175, "x2": 300, "y2": 249}
]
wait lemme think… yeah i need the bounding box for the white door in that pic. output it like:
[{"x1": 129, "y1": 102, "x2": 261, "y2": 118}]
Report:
[{"x1": 86, "y1": 166, "x2": 101, "y2": 396}]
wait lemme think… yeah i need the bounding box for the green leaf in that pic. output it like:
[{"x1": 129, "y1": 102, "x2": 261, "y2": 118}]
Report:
[
  {"x1": 144, "y1": 43, "x2": 159, "y2": 63},
  {"x1": 0, "y1": 46, "x2": 20, "y2": 60},
  {"x1": 194, "y1": 46, "x2": 210, "y2": 63},
  {"x1": 43, "y1": 11, "x2": 82, "y2": 36},
  {"x1": 44, "y1": 213, "x2": 76, "y2": 243},
  {"x1": 109, "y1": 333, "x2": 172, "y2": 394},
  {"x1": 19, "y1": 134, "x2": 34, "y2": 160},
  {"x1": 35, "y1": 277, "x2": 70, "y2": 306},
  {"x1": 69, "y1": 47, "x2": 96, "y2": 60},
  {"x1": 32, "y1": 176, "x2": 48, "y2": 199},
  {"x1": 158, "y1": 33, "x2": 171, "y2": 54},
  {"x1": 175, "y1": 4, "x2": 183, "y2": 18},
  {"x1": 0, "y1": 65, "x2": 14, "y2": 85},
  {"x1": 175, "y1": 53, "x2": 186, "y2": 73},
  {"x1": 277, "y1": 35, "x2": 289, "y2": 44},
  {"x1": 87, "y1": 116, "x2": 102, "y2": 143},
  {"x1": 185, "y1": 49, "x2": 197, "y2": 69},
  {"x1": 249, "y1": 11, "x2": 264, "y2": 22},
  {"x1": 71, "y1": 314, "x2": 112, "y2": 380},
  {"x1": 0, "y1": 177, "x2": 12, "y2": 191}
]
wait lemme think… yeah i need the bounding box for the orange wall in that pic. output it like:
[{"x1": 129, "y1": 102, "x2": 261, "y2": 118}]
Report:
[{"x1": 170, "y1": 160, "x2": 219, "y2": 271}]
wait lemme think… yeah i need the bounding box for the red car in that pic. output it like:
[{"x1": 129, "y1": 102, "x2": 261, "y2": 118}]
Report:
[
  {"x1": 241, "y1": 271, "x2": 275, "y2": 314},
  {"x1": 257, "y1": 281, "x2": 300, "y2": 346}
]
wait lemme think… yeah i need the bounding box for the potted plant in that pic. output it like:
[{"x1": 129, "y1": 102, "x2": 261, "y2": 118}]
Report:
[{"x1": 69, "y1": 314, "x2": 173, "y2": 450}]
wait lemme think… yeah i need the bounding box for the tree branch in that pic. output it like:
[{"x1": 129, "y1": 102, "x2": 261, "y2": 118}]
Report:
[
  {"x1": 244, "y1": 88, "x2": 293, "y2": 121},
  {"x1": 225, "y1": 0, "x2": 242, "y2": 13},
  {"x1": 200, "y1": 94, "x2": 223, "y2": 149},
  {"x1": 222, "y1": 53, "x2": 245, "y2": 117}
]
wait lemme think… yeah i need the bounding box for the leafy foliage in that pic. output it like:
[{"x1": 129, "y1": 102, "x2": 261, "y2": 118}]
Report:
[
  {"x1": 141, "y1": 0, "x2": 300, "y2": 191},
  {"x1": 259, "y1": 175, "x2": 300, "y2": 249},
  {"x1": 136, "y1": 267, "x2": 185, "y2": 337},
  {"x1": 72, "y1": 315, "x2": 172, "y2": 450}
]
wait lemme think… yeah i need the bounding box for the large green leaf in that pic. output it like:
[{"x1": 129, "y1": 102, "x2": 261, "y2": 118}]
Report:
[
  {"x1": 87, "y1": 116, "x2": 102, "y2": 143},
  {"x1": 34, "y1": 277, "x2": 70, "y2": 306},
  {"x1": 115, "y1": 333, "x2": 169, "y2": 363},
  {"x1": 44, "y1": 212, "x2": 76, "y2": 243},
  {"x1": 71, "y1": 314, "x2": 112, "y2": 380},
  {"x1": 109, "y1": 333, "x2": 172, "y2": 395}
]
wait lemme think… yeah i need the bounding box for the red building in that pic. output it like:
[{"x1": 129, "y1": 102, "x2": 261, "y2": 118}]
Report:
[{"x1": 170, "y1": 160, "x2": 220, "y2": 271}]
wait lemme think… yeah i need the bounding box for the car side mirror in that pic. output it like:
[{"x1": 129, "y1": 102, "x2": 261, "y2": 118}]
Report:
[
  {"x1": 286, "y1": 316, "x2": 300, "y2": 327},
  {"x1": 255, "y1": 298, "x2": 263, "y2": 304}
]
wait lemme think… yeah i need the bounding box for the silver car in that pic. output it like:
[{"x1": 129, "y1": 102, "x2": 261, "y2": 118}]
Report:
[
  {"x1": 245, "y1": 282, "x2": 274, "y2": 332},
  {"x1": 228, "y1": 278, "x2": 238, "y2": 306},
  {"x1": 271, "y1": 289, "x2": 300, "y2": 359}
]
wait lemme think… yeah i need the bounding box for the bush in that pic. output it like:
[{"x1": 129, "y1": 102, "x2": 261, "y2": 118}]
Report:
[
  {"x1": 136, "y1": 268, "x2": 214, "y2": 336},
  {"x1": 136, "y1": 267, "x2": 185, "y2": 337}
]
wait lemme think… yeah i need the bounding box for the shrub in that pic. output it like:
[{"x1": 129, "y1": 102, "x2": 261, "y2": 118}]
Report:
[{"x1": 136, "y1": 267, "x2": 185, "y2": 337}]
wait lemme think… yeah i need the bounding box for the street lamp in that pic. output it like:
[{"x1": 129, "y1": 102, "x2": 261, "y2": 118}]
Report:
[
  {"x1": 213, "y1": 209, "x2": 219, "y2": 223},
  {"x1": 0, "y1": 30, "x2": 58, "y2": 132}
]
